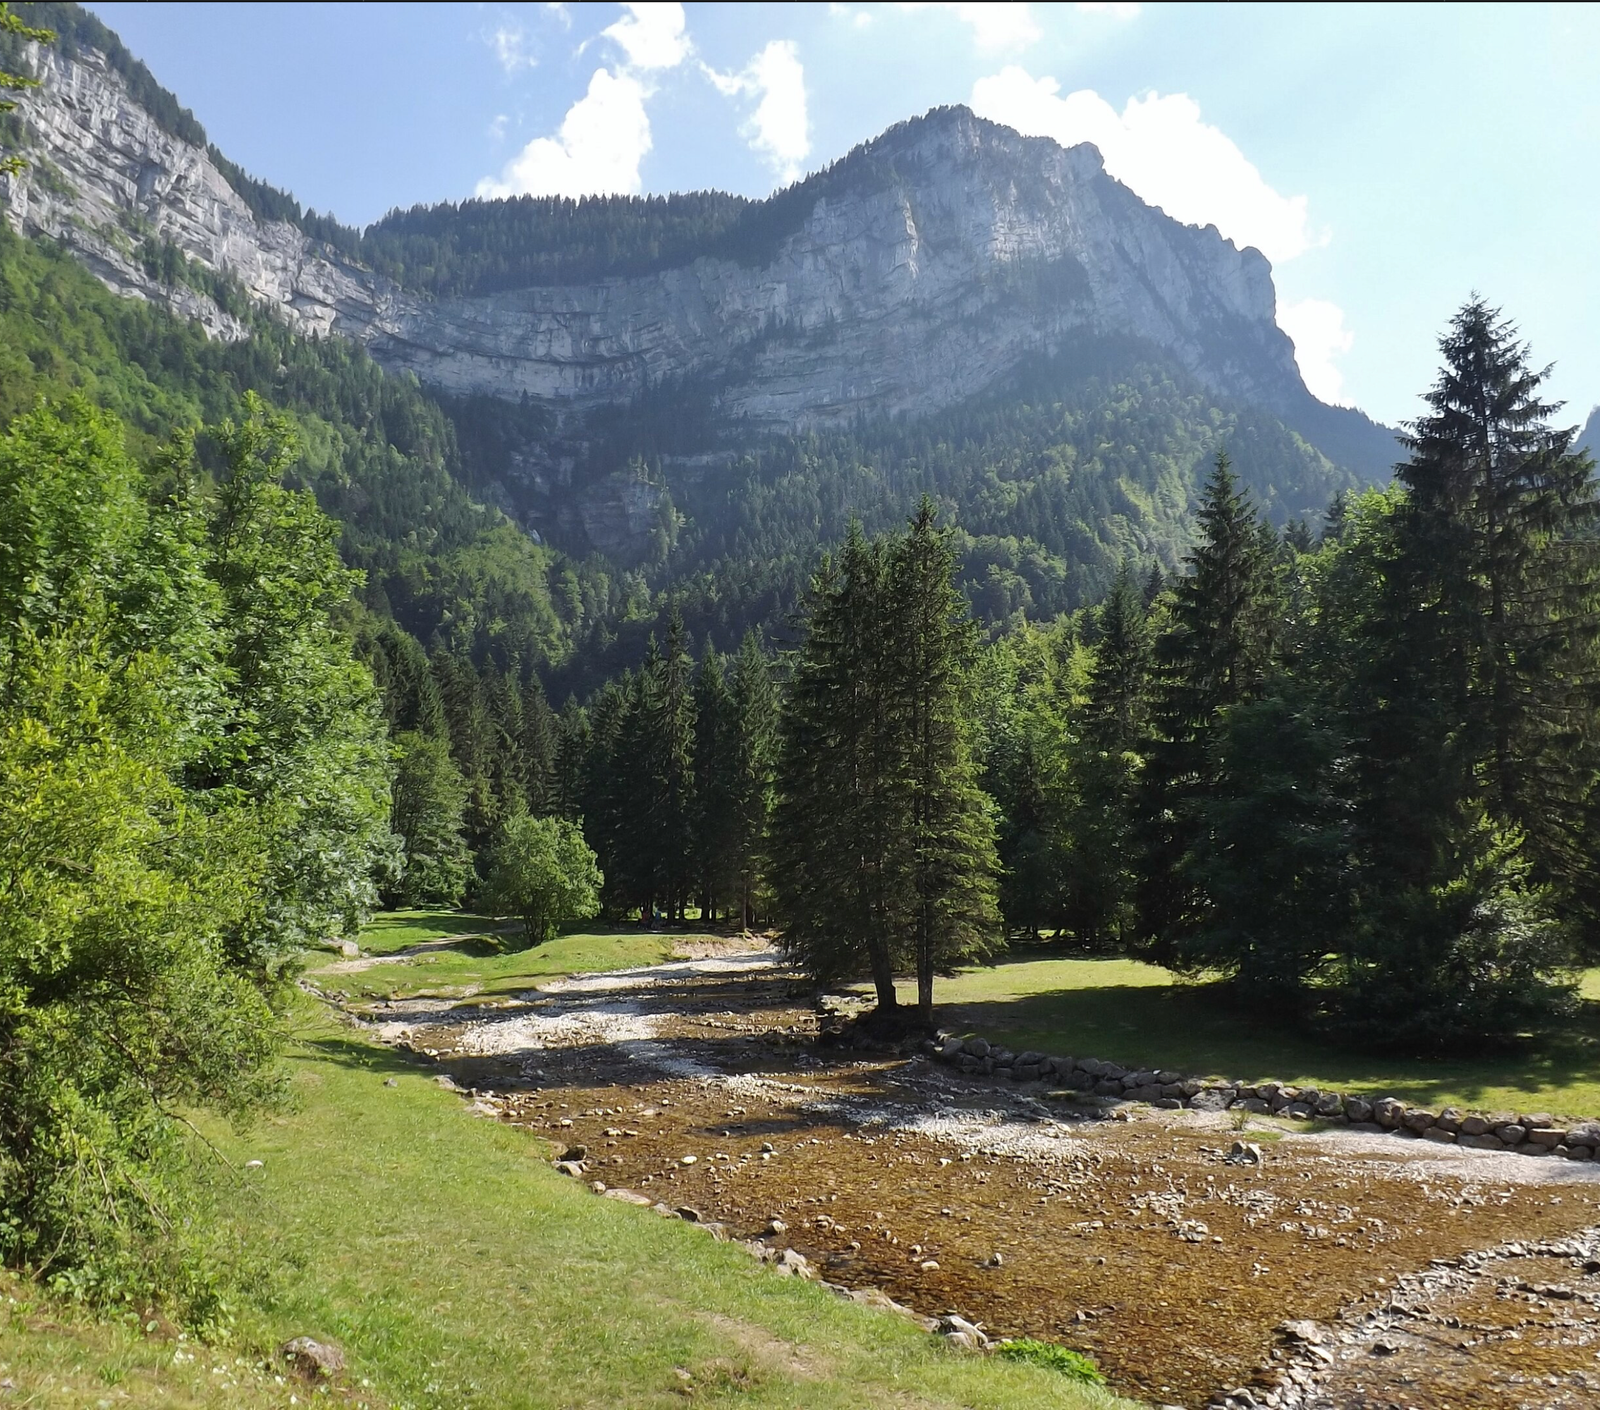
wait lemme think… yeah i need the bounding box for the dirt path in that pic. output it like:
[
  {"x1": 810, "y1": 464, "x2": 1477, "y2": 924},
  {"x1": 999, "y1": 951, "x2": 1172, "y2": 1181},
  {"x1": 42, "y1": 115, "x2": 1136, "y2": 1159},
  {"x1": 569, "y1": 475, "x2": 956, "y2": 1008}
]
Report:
[{"x1": 356, "y1": 949, "x2": 1600, "y2": 1410}]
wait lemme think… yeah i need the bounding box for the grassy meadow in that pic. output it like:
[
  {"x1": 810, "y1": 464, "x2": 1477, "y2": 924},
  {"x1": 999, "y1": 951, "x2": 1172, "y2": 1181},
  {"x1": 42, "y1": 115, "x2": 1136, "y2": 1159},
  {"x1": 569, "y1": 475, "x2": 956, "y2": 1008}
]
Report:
[
  {"x1": 0, "y1": 918, "x2": 1126, "y2": 1410},
  {"x1": 915, "y1": 953, "x2": 1600, "y2": 1119}
]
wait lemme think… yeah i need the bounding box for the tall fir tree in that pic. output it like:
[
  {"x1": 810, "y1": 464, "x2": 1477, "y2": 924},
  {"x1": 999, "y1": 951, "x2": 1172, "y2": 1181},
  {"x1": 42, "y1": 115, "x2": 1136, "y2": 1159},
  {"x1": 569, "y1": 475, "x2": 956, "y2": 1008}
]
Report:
[
  {"x1": 691, "y1": 648, "x2": 740, "y2": 921},
  {"x1": 728, "y1": 630, "x2": 778, "y2": 928},
  {"x1": 890, "y1": 500, "x2": 1002, "y2": 1020},
  {"x1": 1135, "y1": 452, "x2": 1281, "y2": 962}
]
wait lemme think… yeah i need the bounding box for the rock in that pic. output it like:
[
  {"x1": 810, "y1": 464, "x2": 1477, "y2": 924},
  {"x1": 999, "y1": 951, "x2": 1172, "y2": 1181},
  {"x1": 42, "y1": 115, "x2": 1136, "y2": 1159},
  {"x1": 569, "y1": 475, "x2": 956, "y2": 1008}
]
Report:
[
  {"x1": 561, "y1": 1144, "x2": 588, "y2": 1162},
  {"x1": 1403, "y1": 1109, "x2": 1437, "y2": 1133},
  {"x1": 1344, "y1": 1096, "x2": 1373, "y2": 1123},
  {"x1": 1156, "y1": 1070, "x2": 1183, "y2": 1086},
  {"x1": 676, "y1": 1207, "x2": 703, "y2": 1222},
  {"x1": 679, "y1": 1154, "x2": 698, "y2": 1166},
  {"x1": 937, "y1": 1314, "x2": 989, "y2": 1348},
  {"x1": 1094, "y1": 1079, "x2": 1124, "y2": 1097},
  {"x1": 766, "y1": 1219, "x2": 788, "y2": 1236},
  {"x1": 775, "y1": 1248, "x2": 814, "y2": 1278},
  {"x1": 1278, "y1": 1320, "x2": 1325, "y2": 1345},
  {"x1": 1459, "y1": 1115, "x2": 1490, "y2": 1137},
  {"x1": 1433, "y1": 1107, "x2": 1464, "y2": 1134},
  {"x1": 604, "y1": 1188, "x2": 655, "y2": 1206},
  {"x1": 1527, "y1": 1127, "x2": 1566, "y2": 1147},
  {"x1": 1014, "y1": 1064, "x2": 1041, "y2": 1083},
  {"x1": 1568, "y1": 1145, "x2": 1594, "y2": 1161},
  {"x1": 1421, "y1": 1127, "x2": 1457, "y2": 1143},
  {"x1": 1495, "y1": 1123, "x2": 1528, "y2": 1146},
  {"x1": 1131, "y1": 1084, "x2": 1164, "y2": 1103},
  {"x1": 1257, "y1": 1082, "x2": 1282, "y2": 1102},
  {"x1": 553, "y1": 1160, "x2": 586, "y2": 1178},
  {"x1": 244, "y1": 1159, "x2": 264, "y2": 1171},
  {"x1": 1458, "y1": 1133, "x2": 1505, "y2": 1150},
  {"x1": 1372, "y1": 1096, "x2": 1406, "y2": 1127},
  {"x1": 1230, "y1": 1097, "x2": 1271, "y2": 1115},
  {"x1": 939, "y1": 1037, "x2": 963, "y2": 1060},
  {"x1": 1225, "y1": 1141, "x2": 1263, "y2": 1166},
  {"x1": 1284, "y1": 1102, "x2": 1314, "y2": 1120},
  {"x1": 1315, "y1": 1092, "x2": 1346, "y2": 1118},
  {"x1": 433, "y1": 1074, "x2": 459, "y2": 1091},
  {"x1": 383, "y1": 1077, "x2": 398, "y2": 1088},
  {"x1": 920, "y1": 1259, "x2": 940, "y2": 1271},
  {"x1": 1520, "y1": 1112, "x2": 1555, "y2": 1129},
  {"x1": 1191, "y1": 1089, "x2": 1234, "y2": 1112},
  {"x1": 280, "y1": 1337, "x2": 345, "y2": 1379},
  {"x1": 964, "y1": 1037, "x2": 991, "y2": 1058},
  {"x1": 1179, "y1": 1078, "x2": 1204, "y2": 1097}
]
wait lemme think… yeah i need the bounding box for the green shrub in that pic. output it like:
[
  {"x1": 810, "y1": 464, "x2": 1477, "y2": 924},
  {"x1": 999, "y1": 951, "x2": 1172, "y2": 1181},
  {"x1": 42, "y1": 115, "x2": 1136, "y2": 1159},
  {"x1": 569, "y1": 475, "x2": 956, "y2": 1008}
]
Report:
[{"x1": 994, "y1": 1338, "x2": 1106, "y2": 1384}]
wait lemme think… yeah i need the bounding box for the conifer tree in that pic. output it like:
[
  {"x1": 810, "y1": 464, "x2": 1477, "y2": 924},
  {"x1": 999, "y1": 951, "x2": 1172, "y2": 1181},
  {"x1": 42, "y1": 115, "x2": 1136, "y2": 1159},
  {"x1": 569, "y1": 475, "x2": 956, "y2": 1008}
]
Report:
[
  {"x1": 890, "y1": 500, "x2": 1002, "y2": 1019},
  {"x1": 645, "y1": 607, "x2": 697, "y2": 920},
  {"x1": 728, "y1": 630, "x2": 778, "y2": 928},
  {"x1": 1136, "y1": 452, "x2": 1281, "y2": 960},
  {"x1": 552, "y1": 696, "x2": 591, "y2": 821},
  {"x1": 1061, "y1": 560, "x2": 1153, "y2": 946},
  {"x1": 771, "y1": 527, "x2": 905, "y2": 1011},
  {"x1": 691, "y1": 648, "x2": 740, "y2": 921}
]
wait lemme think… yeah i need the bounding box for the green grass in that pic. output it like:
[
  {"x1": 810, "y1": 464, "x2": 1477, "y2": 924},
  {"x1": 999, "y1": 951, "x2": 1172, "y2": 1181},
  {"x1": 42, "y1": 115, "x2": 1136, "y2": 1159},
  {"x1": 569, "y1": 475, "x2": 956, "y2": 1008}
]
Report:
[
  {"x1": 921, "y1": 954, "x2": 1600, "y2": 1119},
  {"x1": 309, "y1": 920, "x2": 677, "y2": 1003},
  {"x1": 354, "y1": 909, "x2": 506, "y2": 956},
  {"x1": 3, "y1": 917, "x2": 1126, "y2": 1409}
]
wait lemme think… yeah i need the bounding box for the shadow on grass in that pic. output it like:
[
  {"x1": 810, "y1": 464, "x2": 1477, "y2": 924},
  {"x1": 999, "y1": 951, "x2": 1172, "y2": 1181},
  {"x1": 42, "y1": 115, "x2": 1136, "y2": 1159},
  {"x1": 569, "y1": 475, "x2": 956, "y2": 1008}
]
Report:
[{"x1": 948, "y1": 976, "x2": 1600, "y2": 1111}]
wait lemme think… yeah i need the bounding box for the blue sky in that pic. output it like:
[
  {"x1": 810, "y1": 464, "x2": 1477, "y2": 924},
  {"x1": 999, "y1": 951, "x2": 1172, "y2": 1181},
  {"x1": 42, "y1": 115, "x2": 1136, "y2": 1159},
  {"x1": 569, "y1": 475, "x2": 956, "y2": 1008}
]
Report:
[{"x1": 85, "y1": 2, "x2": 1600, "y2": 430}]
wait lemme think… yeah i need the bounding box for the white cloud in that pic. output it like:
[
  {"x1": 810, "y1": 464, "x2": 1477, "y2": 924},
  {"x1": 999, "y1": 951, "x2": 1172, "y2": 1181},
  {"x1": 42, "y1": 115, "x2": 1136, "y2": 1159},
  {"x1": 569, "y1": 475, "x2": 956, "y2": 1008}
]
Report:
[
  {"x1": 476, "y1": 3, "x2": 694, "y2": 201},
  {"x1": 828, "y1": 2, "x2": 874, "y2": 29},
  {"x1": 1076, "y1": 2, "x2": 1141, "y2": 16},
  {"x1": 488, "y1": 113, "x2": 508, "y2": 142},
  {"x1": 602, "y1": 1, "x2": 691, "y2": 71},
  {"x1": 489, "y1": 24, "x2": 537, "y2": 74},
  {"x1": 545, "y1": 2, "x2": 572, "y2": 28},
  {"x1": 1278, "y1": 297, "x2": 1354, "y2": 405},
  {"x1": 899, "y1": 3, "x2": 1042, "y2": 52},
  {"x1": 969, "y1": 68, "x2": 1322, "y2": 263},
  {"x1": 476, "y1": 68, "x2": 652, "y2": 198},
  {"x1": 704, "y1": 41, "x2": 812, "y2": 185}
]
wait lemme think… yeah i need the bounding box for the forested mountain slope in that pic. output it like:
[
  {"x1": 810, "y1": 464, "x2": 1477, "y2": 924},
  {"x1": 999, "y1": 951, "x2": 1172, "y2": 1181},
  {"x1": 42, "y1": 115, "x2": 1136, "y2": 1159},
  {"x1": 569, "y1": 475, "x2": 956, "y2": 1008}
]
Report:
[{"x1": 2, "y1": 2, "x2": 1393, "y2": 479}]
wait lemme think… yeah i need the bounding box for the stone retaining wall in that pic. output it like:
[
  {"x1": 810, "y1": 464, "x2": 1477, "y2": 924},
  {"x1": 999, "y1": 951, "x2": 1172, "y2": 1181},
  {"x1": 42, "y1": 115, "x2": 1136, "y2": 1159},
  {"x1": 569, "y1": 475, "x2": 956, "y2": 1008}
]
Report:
[{"x1": 925, "y1": 1034, "x2": 1600, "y2": 1162}]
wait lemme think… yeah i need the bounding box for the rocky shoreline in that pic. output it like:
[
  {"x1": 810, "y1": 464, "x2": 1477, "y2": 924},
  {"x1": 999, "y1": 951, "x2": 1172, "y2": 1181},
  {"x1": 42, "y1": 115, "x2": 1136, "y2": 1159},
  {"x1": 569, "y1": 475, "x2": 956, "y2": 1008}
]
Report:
[{"x1": 926, "y1": 1033, "x2": 1600, "y2": 1162}]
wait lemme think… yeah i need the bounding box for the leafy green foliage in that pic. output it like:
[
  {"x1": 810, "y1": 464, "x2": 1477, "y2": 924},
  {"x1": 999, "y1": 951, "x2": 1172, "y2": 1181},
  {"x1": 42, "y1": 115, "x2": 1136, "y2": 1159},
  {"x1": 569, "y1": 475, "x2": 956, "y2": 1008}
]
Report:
[
  {"x1": 483, "y1": 814, "x2": 603, "y2": 946},
  {"x1": 995, "y1": 1339, "x2": 1107, "y2": 1385}
]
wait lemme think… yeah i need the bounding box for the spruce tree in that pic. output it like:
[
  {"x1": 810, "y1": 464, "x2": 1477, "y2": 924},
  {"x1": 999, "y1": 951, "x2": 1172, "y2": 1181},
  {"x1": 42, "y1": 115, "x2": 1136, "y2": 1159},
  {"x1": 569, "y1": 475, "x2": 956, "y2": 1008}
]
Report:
[
  {"x1": 1061, "y1": 561, "x2": 1153, "y2": 947},
  {"x1": 890, "y1": 500, "x2": 1002, "y2": 1019},
  {"x1": 1135, "y1": 452, "x2": 1281, "y2": 961},
  {"x1": 728, "y1": 630, "x2": 778, "y2": 928},
  {"x1": 691, "y1": 648, "x2": 740, "y2": 922},
  {"x1": 771, "y1": 527, "x2": 905, "y2": 1011}
]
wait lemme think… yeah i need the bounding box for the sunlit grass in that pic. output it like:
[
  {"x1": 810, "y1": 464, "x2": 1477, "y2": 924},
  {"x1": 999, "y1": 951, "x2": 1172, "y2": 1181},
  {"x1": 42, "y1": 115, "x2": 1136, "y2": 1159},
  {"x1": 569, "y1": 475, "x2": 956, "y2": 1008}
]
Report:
[{"x1": 920, "y1": 953, "x2": 1600, "y2": 1119}]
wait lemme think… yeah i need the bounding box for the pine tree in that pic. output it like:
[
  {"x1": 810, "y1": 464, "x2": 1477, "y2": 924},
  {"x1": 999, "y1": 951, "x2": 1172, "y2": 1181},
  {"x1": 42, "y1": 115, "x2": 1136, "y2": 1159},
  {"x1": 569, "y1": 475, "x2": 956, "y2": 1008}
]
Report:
[
  {"x1": 691, "y1": 648, "x2": 740, "y2": 922},
  {"x1": 1394, "y1": 299, "x2": 1600, "y2": 926},
  {"x1": 728, "y1": 630, "x2": 778, "y2": 928},
  {"x1": 644, "y1": 607, "x2": 697, "y2": 920},
  {"x1": 1061, "y1": 560, "x2": 1153, "y2": 947},
  {"x1": 520, "y1": 673, "x2": 557, "y2": 814},
  {"x1": 389, "y1": 731, "x2": 473, "y2": 906},
  {"x1": 552, "y1": 696, "x2": 591, "y2": 821},
  {"x1": 1136, "y1": 452, "x2": 1281, "y2": 961},
  {"x1": 771, "y1": 527, "x2": 905, "y2": 1011},
  {"x1": 890, "y1": 500, "x2": 1002, "y2": 1020}
]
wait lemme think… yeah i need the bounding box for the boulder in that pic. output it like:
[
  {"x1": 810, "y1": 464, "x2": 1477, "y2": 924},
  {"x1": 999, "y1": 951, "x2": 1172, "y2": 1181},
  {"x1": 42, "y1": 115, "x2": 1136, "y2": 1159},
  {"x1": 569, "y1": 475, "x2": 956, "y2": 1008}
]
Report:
[
  {"x1": 1094, "y1": 1079, "x2": 1124, "y2": 1097},
  {"x1": 1013, "y1": 1064, "x2": 1041, "y2": 1083},
  {"x1": 1568, "y1": 1145, "x2": 1594, "y2": 1161},
  {"x1": 1257, "y1": 1082, "x2": 1282, "y2": 1102},
  {"x1": 1520, "y1": 1112, "x2": 1555, "y2": 1129},
  {"x1": 937, "y1": 1313, "x2": 989, "y2": 1349},
  {"x1": 1459, "y1": 1115, "x2": 1490, "y2": 1137},
  {"x1": 280, "y1": 1338, "x2": 345, "y2": 1379},
  {"x1": 1403, "y1": 1109, "x2": 1437, "y2": 1133},
  {"x1": 604, "y1": 1188, "x2": 655, "y2": 1206},
  {"x1": 1421, "y1": 1127, "x2": 1457, "y2": 1144},
  {"x1": 1188, "y1": 1088, "x2": 1231, "y2": 1112},
  {"x1": 1315, "y1": 1092, "x2": 1346, "y2": 1118},
  {"x1": 553, "y1": 1160, "x2": 586, "y2": 1178},
  {"x1": 1373, "y1": 1097, "x2": 1407, "y2": 1128},
  {"x1": 1283, "y1": 1103, "x2": 1314, "y2": 1120},
  {"x1": 1458, "y1": 1133, "x2": 1505, "y2": 1151},
  {"x1": 1344, "y1": 1096, "x2": 1373, "y2": 1123},
  {"x1": 1433, "y1": 1108, "x2": 1464, "y2": 1134},
  {"x1": 965, "y1": 1037, "x2": 991, "y2": 1058},
  {"x1": 1230, "y1": 1097, "x2": 1271, "y2": 1115},
  {"x1": 1156, "y1": 1070, "x2": 1183, "y2": 1086},
  {"x1": 1527, "y1": 1128, "x2": 1566, "y2": 1147},
  {"x1": 939, "y1": 1037, "x2": 963, "y2": 1060},
  {"x1": 1224, "y1": 1140, "x2": 1263, "y2": 1166},
  {"x1": 1494, "y1": 1124, "x2": 1528, "y2": 1146},
  {"x1": 1131, "y1": 1084, "x2": 1164, "y2": 1103}
]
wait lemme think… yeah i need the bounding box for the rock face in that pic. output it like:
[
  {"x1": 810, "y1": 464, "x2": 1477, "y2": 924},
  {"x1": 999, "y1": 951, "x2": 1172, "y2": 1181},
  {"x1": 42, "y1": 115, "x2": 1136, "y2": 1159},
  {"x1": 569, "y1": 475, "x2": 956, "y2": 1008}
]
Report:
[{"x1": 4, "y1": 38, "x2": 1345, "y2": 446}]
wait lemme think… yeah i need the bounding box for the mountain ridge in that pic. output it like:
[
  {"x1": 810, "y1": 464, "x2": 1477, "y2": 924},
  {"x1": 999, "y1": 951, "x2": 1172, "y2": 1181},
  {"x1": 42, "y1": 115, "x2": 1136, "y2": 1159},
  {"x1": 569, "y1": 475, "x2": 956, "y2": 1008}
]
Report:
[{"x1": 0, "y1": 10, "x2": 1395, "y2": 478}]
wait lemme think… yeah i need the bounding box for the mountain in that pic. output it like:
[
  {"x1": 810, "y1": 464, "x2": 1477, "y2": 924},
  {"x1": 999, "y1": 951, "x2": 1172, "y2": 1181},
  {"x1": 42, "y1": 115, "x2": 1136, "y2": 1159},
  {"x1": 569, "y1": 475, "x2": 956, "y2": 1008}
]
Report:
[
  {"x1": 1, "y1": 4, "x2": 1393, "y2": 483},
  {"x1": 1581, "y1": 406, "x2": 1600, "y2": 460},
  {"x1": 0, "y1": 3, "x2": 1401, "y2": 679}
]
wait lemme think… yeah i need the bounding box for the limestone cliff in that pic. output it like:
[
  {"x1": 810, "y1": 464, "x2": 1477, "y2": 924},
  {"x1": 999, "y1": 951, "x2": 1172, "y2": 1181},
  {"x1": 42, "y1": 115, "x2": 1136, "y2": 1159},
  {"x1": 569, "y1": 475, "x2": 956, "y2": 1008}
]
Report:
[{"x1": 1, "y1": 35, "x2": 1385, "y2": 467}]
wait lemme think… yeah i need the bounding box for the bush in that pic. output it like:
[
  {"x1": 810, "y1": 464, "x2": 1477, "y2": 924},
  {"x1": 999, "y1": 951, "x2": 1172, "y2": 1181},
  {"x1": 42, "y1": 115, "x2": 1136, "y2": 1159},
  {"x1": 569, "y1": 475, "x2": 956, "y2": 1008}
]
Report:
[
  {"x1": 993, "y1": 1338, "x2": 1106, "y2": 1384},
  {"x1": 483, "y1": 814, "x2": 603, "y2": 945}
]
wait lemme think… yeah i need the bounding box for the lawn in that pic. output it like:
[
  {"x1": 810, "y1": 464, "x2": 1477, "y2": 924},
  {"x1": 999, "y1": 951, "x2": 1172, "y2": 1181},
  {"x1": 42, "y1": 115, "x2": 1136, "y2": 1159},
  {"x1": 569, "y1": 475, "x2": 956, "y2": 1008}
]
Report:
[
  {"x1": 920, "y1": 953, "x2": 1600, "y2": 1119},
  {"x1": 0, "y1": 917, "x2": 1127, "y2": 1410},
  {"x1": 308, "y1": 911, "x2": 677, "y2": 1003}
]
